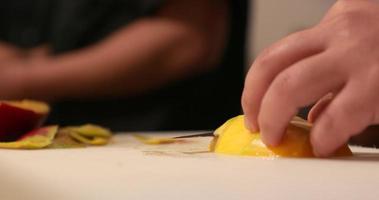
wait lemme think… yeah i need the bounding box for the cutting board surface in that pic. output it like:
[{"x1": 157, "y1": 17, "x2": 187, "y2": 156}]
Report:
[{"x1": 0, "y1": 132, "x2": 378, "y2": 200}]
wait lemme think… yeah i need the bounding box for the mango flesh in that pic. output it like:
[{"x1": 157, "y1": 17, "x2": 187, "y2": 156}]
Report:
[
  {"x1": 5, "y1": 100, "x2": 50, "y2": 113},
  {"x1": 133, "y1": 134, "x2": 177, "y2": 145},
  {"x1": 211, "y1": 115, "x2": 352, "y2": 158},
  {"x1": 0, "y1": 100, "x2": 50, "y2": 141}
]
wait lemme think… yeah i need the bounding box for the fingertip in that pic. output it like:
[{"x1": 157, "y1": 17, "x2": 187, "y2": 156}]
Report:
[
  {"x1": 312, "y1": 142, "x2": 341, "y2": 158},
  {"x1": 260, "y1": 129, "x2": 282, "y2": 147},
  {"x1": 257, "y1": 105, "x2": 294, "y2": 148},
  {"x1": 312, "y1": 146, "x2": 330, "y2": 158},
  {"x1": 242, "y1": 95, "x2": 259, "y2": 133},
  {"x1": 244, "y1": 115, "x2": 259, "y2": 132},
  {"x1": 310, "y1": 124, "x2": 332, "y2": 157},
  {"x1": 310, "y1": 120, "x2": 347, "y2": 158},
  {"x1": 247, "y1": 121, "x2": 259, "y2": 133}
]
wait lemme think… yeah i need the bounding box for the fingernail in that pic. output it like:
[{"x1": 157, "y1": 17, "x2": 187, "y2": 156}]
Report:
[
  {"x1": 261, "y1": 134, "x2": 277, "y2": 147},
  {"x1": 260, "y1": 129, "x2": 279, "y2": 147},
  {"x1": 261, "y1": 134, "x2": 271, "y2": 146},
  {"x1": 262, "y1": 135, "x2": 279, "y2": 147},
  {"x1": 244, "y1": 118, "x2": 258, "y2": 132}
]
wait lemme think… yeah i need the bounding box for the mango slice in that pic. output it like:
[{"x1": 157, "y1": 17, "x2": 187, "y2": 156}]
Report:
[
  {"x1": 0, "y1": 100, "x2": 50, "y2": 141},
  {"x1": 0, "y1": 126, "x2": 58, "y2": 149},
  {"x1": 48, "y1": 129, "x2": 85, "y2": 149},
  {"x1": 0, "y1": 98, "x2": 113, "y2": 149},
  {"x1": 60, "y1": 124, "x2": 112, "y2": 146},
  {"x1": 211, "y1": 115, "x2": 352, "y2": 157},
  {"x1": 133, "y1": 134, "x2": 177, "y2": 145},
  {"x1": 5, "y1": 100, "x2": 50, "y2": 114}
]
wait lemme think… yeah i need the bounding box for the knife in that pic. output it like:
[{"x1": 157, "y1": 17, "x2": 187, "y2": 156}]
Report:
[{"x1": 173, "y1": 132, "x2": 214, "y2": 139}]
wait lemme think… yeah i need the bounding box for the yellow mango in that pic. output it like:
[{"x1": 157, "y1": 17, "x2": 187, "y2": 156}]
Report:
[
  {"x1": 133, "y1": 134, "x2": 177, "y2": 145},
  {"x1": 60, "y1": 124, "x2": 112, "y2": 146},
  {"x1": 211, "y1": 115, "x2": 352, "y2": 158}
]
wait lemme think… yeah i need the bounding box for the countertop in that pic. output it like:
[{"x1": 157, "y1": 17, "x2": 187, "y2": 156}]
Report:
[{"x1": 0, "y1": 132, "x2": 378, "y2": 200}]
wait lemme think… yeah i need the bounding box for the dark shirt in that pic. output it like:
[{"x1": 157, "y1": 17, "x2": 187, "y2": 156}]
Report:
[
  {"x1": 0, "y1": 0, "x2": 248, "y2": 131},
  {"x1": 0, "y1": 0, "x2": 161, "y2": 51}
]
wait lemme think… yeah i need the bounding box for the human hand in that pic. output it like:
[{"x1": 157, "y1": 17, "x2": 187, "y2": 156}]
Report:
[
  {"x1": 0, "y1": 42, "x2": 25, "y2": 62},
  {"x1": 242, "y1": 0, "x2": 379, "y2": 157}
]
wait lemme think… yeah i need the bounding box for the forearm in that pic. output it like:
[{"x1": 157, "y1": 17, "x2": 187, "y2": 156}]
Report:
[
  {"x1": 0, "y1": 42, "x2": 25, "y2": 61},
  {"x1": 20, "y1": 21, "x2": 205, "y2": 99},
  {"x1": 8, "y1": 0, "x2": 227, "y2": 100}
]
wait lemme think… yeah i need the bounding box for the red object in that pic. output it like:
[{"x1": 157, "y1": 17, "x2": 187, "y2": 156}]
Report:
[{"x1": 0, "y1": 103, "x2": 47, "y2": 142}]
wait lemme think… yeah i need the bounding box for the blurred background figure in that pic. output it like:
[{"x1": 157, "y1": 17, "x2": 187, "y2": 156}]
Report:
[{"x1": 0, "y1": 0, "x2": 248, "y2": 131}]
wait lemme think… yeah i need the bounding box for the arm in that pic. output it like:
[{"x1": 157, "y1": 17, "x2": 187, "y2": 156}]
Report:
[
  {"x1": 242, "y1": 0, "x2": 379, "y2": 157},
  {"x1": 0, "y1": 42, "x2": 25, "y2": 61},
  {"x1": 1, "y1": 0, "x2": 228, "y2": 100}
]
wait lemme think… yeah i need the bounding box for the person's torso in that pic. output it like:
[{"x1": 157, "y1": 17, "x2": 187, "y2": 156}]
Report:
[{"x1": 0, "y1": 0, "x2": 248, "y2": 131}]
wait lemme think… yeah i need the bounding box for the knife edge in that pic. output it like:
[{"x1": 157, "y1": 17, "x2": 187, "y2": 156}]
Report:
[{"x1": 173, "y1": 132, "x2": 214, "y2": 139}]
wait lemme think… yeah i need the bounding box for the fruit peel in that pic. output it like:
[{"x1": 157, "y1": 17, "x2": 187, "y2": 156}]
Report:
[
  {"x1": 0, "y1": 99, "x2": 113, "y2": 149},
  {"x1": 0, "y1": 126, "x2": 58, "y2": 149},
  {"x1": 0, "y1": 100, "x2": 50, "y2": 142},
  {"x1": 211, "y1": 115, "x2": 352, "y2": 158}
]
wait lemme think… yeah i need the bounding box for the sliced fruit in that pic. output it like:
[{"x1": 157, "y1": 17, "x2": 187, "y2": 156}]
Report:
[
  {"x1": 0, "y1": 100, "x2": 50, "y2": 142},
  {"x1": 69, "y1": 131, "x2": 109, "y2": 145},
  {"x1": 63, "y1": 124, "x2": 112, "y2": 138},
  {"x1": 211, "y1": 115, "x2": 352, "y2": 158},
  {"x1": 48, "y1": 129, "x2": 85, "y2": 149},
  {"x1": 60, "y1": 124, "x2": 112, "y2": 145},
  {"x1": 133, "y1": 134, "x2": 178, "y2": 145},
  {"x1": 0, "y1": 126, "x2": 58, "y2": 149}
]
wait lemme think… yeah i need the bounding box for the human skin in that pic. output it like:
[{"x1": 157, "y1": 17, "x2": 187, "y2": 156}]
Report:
[
  {"x1": 0, "y1": 42, "x2": 26, "y2": 61},
  {"x1": 0, "y1": 0, "x2": 227, "y2": 100},
  {"x1": 242, "y1": 0, "x2": 379, "y2": 157}
]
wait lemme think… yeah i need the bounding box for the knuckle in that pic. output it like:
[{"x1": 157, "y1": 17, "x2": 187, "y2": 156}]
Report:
[
  {"x1": 284, "y1": 28, "x2": 315, "y2": 47},
  {"x1": 337, "y1": 101, "x2": 360, "y2": 118},
  {"x1": 251, "y1": 58, "x2": 274, "y2": 82},
  {"x1": 329, "y1": 11, "x2": 362, "y2": 39},
  {"x1": 254, "y1": 48, "x2": 275, "y2": 68},
  {"x1": 338, "y1": 11, "x2": 360, "y2": 27},
  {"x1": 253, "y1": 29, "x2": 313, "y2": 71},
  {"x1": 270, "y1": 72, "x2": 296, "y2": 100},
  {"x1": 331, "y1": 0, "x2": 361, "y2": 16},
  {"x1": 332, "y1": 0, "x2": 350, "y2": 12},
  {"x1": 325, "y1": 102, "x2": 368, "y2": 137},
  {"x1": 287, "y1": 30, "x2": 310, "y2": 42}
]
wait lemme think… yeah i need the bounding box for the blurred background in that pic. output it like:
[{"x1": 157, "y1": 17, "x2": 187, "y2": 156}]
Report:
[
  {"x1": 248, "y1": 0, "x2": 335, "y2": 66},
  {"x1": 0, "y1": 0, "x2": 339, "y2": 131}
]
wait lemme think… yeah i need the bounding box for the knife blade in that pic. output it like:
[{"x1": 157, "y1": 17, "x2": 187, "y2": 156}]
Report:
[{"x1": 173, "y1": 132, "x2": 214, "y2": 139}]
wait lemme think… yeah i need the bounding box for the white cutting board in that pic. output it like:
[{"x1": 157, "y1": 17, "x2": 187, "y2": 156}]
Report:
[{"x1": 0, "y1": 132, "x2": 378, "y2": 200}]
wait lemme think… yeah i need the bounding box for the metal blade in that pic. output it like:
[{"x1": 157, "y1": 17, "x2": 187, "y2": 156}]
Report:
[{"x1": 173, "y1": 132, "x2": 214, "y2": 139}]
